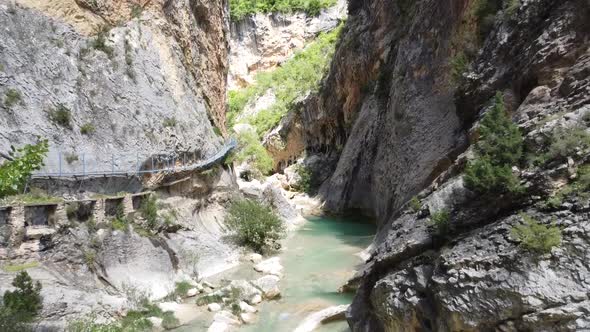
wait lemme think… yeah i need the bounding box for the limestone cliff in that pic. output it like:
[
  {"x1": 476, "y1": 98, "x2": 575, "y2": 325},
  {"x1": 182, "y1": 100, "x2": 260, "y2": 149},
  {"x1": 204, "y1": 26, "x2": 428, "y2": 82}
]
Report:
[
  {"x1": 228, "y1": 0, "x2": 346, "y2": 89},
  {"x1": 0, "y1": 0, "x2": 229, "y2": 174},
  {"x1": 302, "y1": 0, "x2": 590, "y2": 330}
]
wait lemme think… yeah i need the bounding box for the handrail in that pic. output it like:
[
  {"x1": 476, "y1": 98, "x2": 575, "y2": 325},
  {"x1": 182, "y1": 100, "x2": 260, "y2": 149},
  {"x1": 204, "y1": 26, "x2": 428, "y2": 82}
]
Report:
[{"x1": 31, "y1": 138, "x2": 237, "y2": 179}]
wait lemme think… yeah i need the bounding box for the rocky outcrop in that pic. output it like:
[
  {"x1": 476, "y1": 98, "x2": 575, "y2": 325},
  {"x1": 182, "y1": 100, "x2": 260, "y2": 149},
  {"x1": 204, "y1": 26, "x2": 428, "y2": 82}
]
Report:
[
  {"x1": 228, "y1": 0, "x2": 346, "y2": 89},
  {"x1": 300, "y1": 0, "x2": 590, "y2": 330},
  {"x1": 263, "y1": 105, "x2": 306, "y2": 172},
  {"x1": 302, "y1": 0, "x2": 469, "y2": 222},
  {"x1": 0, "y1": 0, "x2": 229, "y2": 174}
]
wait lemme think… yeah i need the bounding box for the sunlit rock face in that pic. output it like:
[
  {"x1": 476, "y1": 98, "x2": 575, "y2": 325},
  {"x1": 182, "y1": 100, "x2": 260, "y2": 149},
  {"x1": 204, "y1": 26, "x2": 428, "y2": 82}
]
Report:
[
  {"x1": 227, "y1": 0, "x2": 346, "y2": 89},
  {"x1": 0, "y1": 0, "x2": 229, "y2": 173}
]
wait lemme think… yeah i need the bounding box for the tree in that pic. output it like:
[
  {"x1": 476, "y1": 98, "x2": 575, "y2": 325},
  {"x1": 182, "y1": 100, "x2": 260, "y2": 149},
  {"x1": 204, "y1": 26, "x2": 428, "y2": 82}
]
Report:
[
  {"x1": 511, "y1": 214, "x2": 561, "y2": 254},
  {"x1": 464, "y1": 93, "x2": 524, "y2": 194},
  {"x1": 226, "y1": 199, "x2": 285, "y2": 253},
  {"x1": 0, "y1": 140, "x2": 49, "y2": 198},
  {"x1": 3, "y1": 271, "x2": 43, "y2": 322}
]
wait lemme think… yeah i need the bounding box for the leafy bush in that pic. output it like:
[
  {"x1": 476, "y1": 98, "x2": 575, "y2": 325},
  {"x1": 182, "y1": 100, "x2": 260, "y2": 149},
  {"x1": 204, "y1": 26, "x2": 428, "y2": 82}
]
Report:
[
  {"x1": 3, "y1": 89, "x2": 22, "y2": 108},
  {"x1": 226, "y1": 199, "x2": 285, "y2": 253},
  {"x1": 450, "y1": 52, "x2": 468, "y2": 83},
  {"x1": 48, "y1": 104, "x2": 73, "y2": 129},
  {"x1": 3, "y1": 271, "x2": 43, "y2": 322},
  {"x1": 111, "y1": 203, "x2": 128, "y2": 231},
  {"x1": 92, "y1": 25, "x2": 114, "y2": 58},
  {"x1": 464, "y1": 92, "x2": 524, "y2": 194},
  {"x1": 229, "y1": 0, "x2": 337, "y2": 20},
  {"x1": 545, "y1": 127, "x2": 590, "y2": 162},
  {"x1": 139, "y1": 195, "x2": 158, "y2": 230},
  {"x1": 429, "y1": 209, "x2": 450, "y2": 235},
  {"x1": 295, "y1": 164, "x2": 314, "y2": 194},
  {"x1": 0, "y1": 140, "x2": 49, "y2": 198},
  {"x1": 473, "y1": 0, "x2": 501, "y2": 40},
  {"x1": 80, "y1": 123, "x2": 95, "y2": 135},
  {"x1": 511, "y1": 214, "x2": 561, "y2": 254},
  {"x1": 65, "y1": 152, "x2": 79, "y2": 164},
  {"x1": 409, "y1": 196, "x2": 422, "y2": 213},
  {"x1": 228, "y1": 26, "x2": 341, "y2": 135},
  {"x1": 163, "y1": 117, "x2": 177, "y2": 128},
  {"x1": 173, "y1": 281, "x2": 193, "y2": 298},
  {"x1": 230, "y1": 131, "x2": 274, "y2": 176}
]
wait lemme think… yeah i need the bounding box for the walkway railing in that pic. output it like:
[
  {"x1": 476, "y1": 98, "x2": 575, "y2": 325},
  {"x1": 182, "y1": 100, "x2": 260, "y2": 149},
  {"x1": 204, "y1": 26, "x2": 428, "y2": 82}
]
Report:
[{"x1": 31, "y1": 138, "x2": 237, "y2": 179}]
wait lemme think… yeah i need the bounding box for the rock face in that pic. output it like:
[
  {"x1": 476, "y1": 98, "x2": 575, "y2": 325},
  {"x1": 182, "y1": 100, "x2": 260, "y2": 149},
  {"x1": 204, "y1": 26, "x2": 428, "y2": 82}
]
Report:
[
  {"x1": 300, "y1": 0, "x2": 590, "y2": 331},
  {"x1": 228, "y1": 0, "x2": 346, "y2": 89},
  {"x1": 302, "y1": 0, "x2": 467, "y2": 222},
  {"x1": 0, "y1": 0, "x2": 229, "y2": 174}
]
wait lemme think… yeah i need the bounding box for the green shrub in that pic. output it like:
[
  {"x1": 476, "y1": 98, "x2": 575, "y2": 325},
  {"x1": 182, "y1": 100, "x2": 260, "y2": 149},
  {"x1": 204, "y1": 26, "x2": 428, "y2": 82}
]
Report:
[
  {"x1": 2, "y1": 262, "x2": 39, "y2": 273},
  {"x1": 545, "y1": 127, "x2": 590, "y2": 162},
  {"x1": 173, "y1": 281, "x2": 192, "y2": 298},
  {"x1": 429, "y1": 209, "x2": 450, "y2": 235},
  {"x1": 450, "y1": 52, "x2": 468, "y2": 83},
  {"x1": 163, "y1": 117, "x2": 177, "y2": 128},
  {"x1": 3, "y1": 272, "x2": 42, "y2": 322},
  {"x1": 294, "y1": 164, "x2": 314, "y2": 194},
  {"x1": 226, "y1": 199, "x2": 285, "y2": 253},
  {"x1": 229, "y1": 0, "x2": 337, "y2": 20},
  {"x1": 409, "y1": 196, "x2": 422, "y2": 213},
  {"x1": 131, "y1": 4, "x2": 143, "y2": 18},
  {"x1": 0, "y1": 140, "x2": 49, "y2": 198},
  {"x1": 464, "y1": 92, "x2": 524, "y2": 195},
  {"x1": 229, "y1": 131, "x2": 274, "y2": 176},
  {"x1": 3, "y1": 89, "x2": 22, "y2": 108},
  {"x1": 161, "y1": 311, "x2": 180, "y2": 329},
  {"x1": 65, "y1": 152, "x2": 79, "y2": 164},
  {"x1": 139, "y1": 195, "x2": 158, "y2": 230},
  {"x1": 511, "y1": 214, "x2": 561, "y2": 254},
  {"x1": 92, "y1": 25, "x2": 114, "y2": 58},
  {"x1": 80, "y1": 123, "x2": 95, "y2": 135},
  {"x1": 83, "y1": 250, "x2": 96, "y2": 266},
  {"x1": 0, "y1": 305, "x2": 31, "y2": 332},
  {"x1": 474, "y1": 0, "x2": 501, "y2": 40},
  {"x1": 48, "y1": 104, "x2": 73, "y2": 129},
  {"x1": 228, "y1": 25, "x2": 342, "y2": 134},
  {"x1": 506, "y1": 0, "x2": 520, "y2": 15},
  {"x1": 111, "y1": 203, "x2": 128, "y2": 231}
]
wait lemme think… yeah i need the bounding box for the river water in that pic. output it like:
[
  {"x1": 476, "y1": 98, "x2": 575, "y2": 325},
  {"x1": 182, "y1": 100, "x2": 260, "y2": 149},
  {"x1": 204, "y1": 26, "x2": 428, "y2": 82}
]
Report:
[{"x1": 179, "y1": 215, "x2": 375, "y2": 331}]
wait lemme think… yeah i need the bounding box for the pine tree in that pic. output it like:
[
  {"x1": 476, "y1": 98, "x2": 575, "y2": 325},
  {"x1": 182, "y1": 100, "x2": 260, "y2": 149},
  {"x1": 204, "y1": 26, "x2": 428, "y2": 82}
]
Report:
[{"x1": 465, "y1": 92, "x2": 524, "y2": 194}]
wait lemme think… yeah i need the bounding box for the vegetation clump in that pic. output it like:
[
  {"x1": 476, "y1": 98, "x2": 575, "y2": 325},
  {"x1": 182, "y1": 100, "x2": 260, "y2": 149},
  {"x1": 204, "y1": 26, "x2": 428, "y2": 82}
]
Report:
[
  {"x1": 3, "y1": 89, "x2": 22, "y2": 108},
  {"x1": 228, "y1": 26, "x2": 342, "y2": 136},
  {"x1": 429, "y1": 209, "x2": 450, "y2": 235},
  {"x1": 92, "y1": 25, "x2": 114, "y2": 58},
  {"x1": 139, "y1": 195, "x2": 159, "y2": 231},
  {"x1": 545, "y1": 126, "x2": 590, "y2": 162},
  {"x1": 511, "y1": 213, "x2": 561, "y2": 254},
  {"x1": 464, "y1": 92, "x2": 524, "y2": 195},
  {"x1": 229, "y1": 131, "x2": 274, "y2": 176},
  {"x1": 80, "y1": 123, "x2": 95, "y2": 135},
  {"x1": 229, "y1": 0, "x2": 336, "y2": 20},
  {"x1": 0, "y1": 140, "x2": 49, "y2": 199},
  {"x1": 226, "y1": 199, "x2": 285, "y2": 253},
  {"x1": 163, "y1": 117, "x2": 177, "y2": 128},
  {"x1": 48, "y1": 104, "x2": 73, "y2": 129},
  {"x1": 0, "y1": 271, "x2": 42, "y2": 331},
  {"x1": 409, "y1": 196, "x2": 422, "y2": 213}
]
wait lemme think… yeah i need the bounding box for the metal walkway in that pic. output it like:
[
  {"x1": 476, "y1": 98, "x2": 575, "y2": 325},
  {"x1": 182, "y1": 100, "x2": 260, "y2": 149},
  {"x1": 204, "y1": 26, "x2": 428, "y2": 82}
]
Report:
[{"x1": 31, "y1": 138, "x2": 237, "y2": 179}]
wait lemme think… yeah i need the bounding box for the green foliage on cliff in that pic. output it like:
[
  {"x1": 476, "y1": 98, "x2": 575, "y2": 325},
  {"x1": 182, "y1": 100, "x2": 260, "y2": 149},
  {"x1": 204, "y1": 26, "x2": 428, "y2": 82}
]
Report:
[
  {"x1": 1, "y1": 271, "x2": 43, "y2": 325},
  {"x1": 226, "y1": 199, "x2": 285, "y2": 253},
  {"x1": 430, "y1": 209, "x2": 450, "y2": 235},
  {"x1": 228, "y1": 25, "x2": 342, "y2": 136},
  {"x1": 0, "y1": 140, "x2": 49, "y2": 199},
  {"x1": 229, "y1": 0, "x2": 337, "y2": 20},
  {"x1": 229, "y1": 130, "x2": 274, "y2": 176},
  {"x1": 511, "y1": 214, "x2": 561, "y2": 254},
  {"x1": 464, "y1": 92, "x2": 524, "y2": 195}
]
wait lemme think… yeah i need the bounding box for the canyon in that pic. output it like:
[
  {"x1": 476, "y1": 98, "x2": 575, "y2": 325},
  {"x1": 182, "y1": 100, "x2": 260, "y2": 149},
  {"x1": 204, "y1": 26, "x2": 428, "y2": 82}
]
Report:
[{"x1": 1, "y1": 0, "x2": 589, "y2": 331}]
